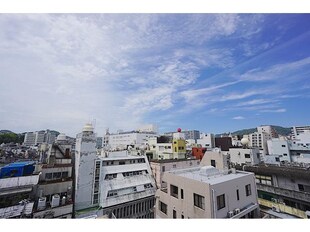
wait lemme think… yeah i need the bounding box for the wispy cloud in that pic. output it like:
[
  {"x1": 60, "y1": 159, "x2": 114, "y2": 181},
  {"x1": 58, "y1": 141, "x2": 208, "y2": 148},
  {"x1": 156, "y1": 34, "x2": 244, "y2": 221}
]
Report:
[
  {"x1": 260, "y1": 108, "x2": 287, "y2": 113},
  {"x1": 233, "y1": 116, "x2": 245, "y2": 120}
]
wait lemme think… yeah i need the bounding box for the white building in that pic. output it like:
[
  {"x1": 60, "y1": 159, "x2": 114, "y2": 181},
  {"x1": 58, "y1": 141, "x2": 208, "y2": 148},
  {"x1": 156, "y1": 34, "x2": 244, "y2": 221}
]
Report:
[
  {"x1": 94, "y1": 150, "x2": 157, "y2": 218},
  {"x1": 103, "y1": 130, "x2": 157, "y2": 150},
  {"x1": 228, "y1": 147, "x2": 261, "y2": 166},
  {"x1": 137, "y1": 124, "x2": 158, "y2": 133},
  {"x1": 24, "y1": 132, "x2": 36, "y2": 146},
  {"x1": 155, "y1": 166, "x2": 260, "y2": 218},
  {"x1": 267, "y1": 139, "x2": 291, "y2": 162},
  {"x1": 35, "y1": 131, "x2": 45, "y2": 145},
  {"x1": 74, "y1": 123, "x2": 98, "y2": 211},
  {"x1": 197, "y1": 133, "x2": 215, "y2": 149},
  {"x1": 291, "y1": 126, "x2": 310, "y2": 140},
  {"x1": 200, "y1": 150, "x2": 229, "y2": 170},
  {"x1": 249, "y1": 132, "x2": 271, "y2": 155},
  {"x1": 257, "y1": 125, "x2": 278, "y2": 138}
]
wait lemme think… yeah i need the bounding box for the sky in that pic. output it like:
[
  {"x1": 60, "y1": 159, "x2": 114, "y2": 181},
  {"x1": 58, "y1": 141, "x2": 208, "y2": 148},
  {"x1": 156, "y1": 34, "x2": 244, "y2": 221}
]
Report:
[{"x1": 0, "y1": 14, "x2": 310, "y2": 137}]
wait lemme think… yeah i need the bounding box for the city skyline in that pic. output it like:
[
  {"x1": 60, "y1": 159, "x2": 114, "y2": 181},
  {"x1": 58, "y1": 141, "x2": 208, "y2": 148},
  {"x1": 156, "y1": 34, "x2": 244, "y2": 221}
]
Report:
[{"x1": 0, "y1": 14, "x2": 309, "y2": 137}]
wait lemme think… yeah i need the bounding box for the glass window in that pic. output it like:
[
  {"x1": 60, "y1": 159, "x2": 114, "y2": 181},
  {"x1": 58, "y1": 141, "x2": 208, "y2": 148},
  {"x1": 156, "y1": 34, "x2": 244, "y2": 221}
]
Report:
[
  {"x1": 193, "y1": 193, "x2": 205, "y2": 210},
  {"x1": 170, "y1": 185, "x2": 178, "y2": 198},
  {"x1": 245, "y1": 184, "x2": 252, "y2": 196},
  {"x1": 217, "y1": 194, "x2": 225, "y2": 210},
  {"x1": 159, "y1": 201, "x2": 167, "y2": 214}
]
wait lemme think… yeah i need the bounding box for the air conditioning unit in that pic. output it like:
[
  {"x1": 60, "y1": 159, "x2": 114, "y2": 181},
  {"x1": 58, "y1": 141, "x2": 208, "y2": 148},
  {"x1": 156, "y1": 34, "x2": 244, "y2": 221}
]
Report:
[
  {"x1": 272, "y1": 206, "x2": 280, "y2": 213},
  {"x1": 227, "y1": 211, "x2": 234, "y2": 218},
  {"x1": 234, "y1": 208, "x2": 240, "y2": 215}
]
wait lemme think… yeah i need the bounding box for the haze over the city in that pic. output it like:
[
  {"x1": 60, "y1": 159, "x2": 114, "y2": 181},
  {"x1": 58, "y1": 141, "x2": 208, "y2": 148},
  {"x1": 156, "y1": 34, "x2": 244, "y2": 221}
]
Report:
[{"x1": 0, "y1": 14, "x2": 309, "y2": 137}]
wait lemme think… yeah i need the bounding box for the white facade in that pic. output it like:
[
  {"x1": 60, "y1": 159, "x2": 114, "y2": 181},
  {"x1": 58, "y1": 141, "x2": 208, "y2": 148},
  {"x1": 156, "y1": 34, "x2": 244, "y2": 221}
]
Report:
[
  {"x1": 200, "y1": 150, "x2": 228, "y2": 170},
  {"x1": 137, "y1": 124, "x2": 158, "y2": 133},
  {"x1": 103, "y1": 131, "x2": 157, "y2": 150},
  {"x1": 155, "y1": 166, "x2": 259, "y2": 218},
  {"x1": 249, "y1": 132, "x2": 271, "y2": 155},
  {"x1": 229, "y1": 147, "x2": 261, "y2": 166},
  {"x1": 94, "y1": 150, "x2": 157, "y2": 218},
  {"x1": 197, "y1": 133, "x2": 215, "y2": 149},
  {"x1": 257, "y1": 125, "x2": 278, "y2": 138},
  {"x1": 75, "y1": 123, "x2": 98, "y2": 211},
  {"x1": 35, "y1": 131, "x2": 45, "y2": 145},
  {"x1": 24, "y1": 132, "x2": 36, "y2": 146},
  {"x1": 267, "y1": 139, "x2": 291, "y2": 162},
  {"x1": 291, "y1": 126, "x2": 310, "y2": 140}
]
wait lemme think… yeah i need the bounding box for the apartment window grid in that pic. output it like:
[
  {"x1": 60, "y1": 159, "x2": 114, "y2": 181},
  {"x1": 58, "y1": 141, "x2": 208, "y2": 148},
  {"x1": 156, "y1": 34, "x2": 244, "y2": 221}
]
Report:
[
  {"x1": 193, "y1": 193, "x2": 205, "y2": 210},
  {"x1": 245, "y1": 184, "x2": 252, "y2": 196},
  {"x1": 217, "y1": 194, "x2": 226, "y2": 210},
  {"x1": 255, "y1": 175, "x2": 272, "y2": 186}
]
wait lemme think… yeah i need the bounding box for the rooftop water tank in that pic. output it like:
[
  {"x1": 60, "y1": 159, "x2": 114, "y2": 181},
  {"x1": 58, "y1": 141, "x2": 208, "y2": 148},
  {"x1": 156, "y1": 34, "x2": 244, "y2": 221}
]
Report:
[
  {"x1": 51, "y1": 194, "x2": 60, "y2": 208},
  {"x1": 37, "y1": 197, "x2": 46, "y2": 211},
  {"x1": 61, "y1": 196, "x2": 66, "y2": 205}
]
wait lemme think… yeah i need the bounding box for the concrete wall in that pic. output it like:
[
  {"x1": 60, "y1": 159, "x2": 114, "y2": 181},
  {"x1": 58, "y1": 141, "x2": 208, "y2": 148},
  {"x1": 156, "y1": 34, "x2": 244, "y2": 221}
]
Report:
[
  {"x1": 200, "y1": 151, "x2": 228, "y2": 170},
  {"x1": 229, "y1": 148, "x2": 260, "y2": 165}
]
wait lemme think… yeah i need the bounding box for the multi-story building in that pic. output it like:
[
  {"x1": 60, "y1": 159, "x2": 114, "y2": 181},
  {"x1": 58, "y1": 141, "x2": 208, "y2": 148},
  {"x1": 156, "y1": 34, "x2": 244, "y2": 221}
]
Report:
[
  {"x1": 0, "y1": 161, "x2": 40, "y2": 218},
  {"x1": 74, "y1": 123, "x2": 98, "y2": 212},
  {"x1": 165, "y1": 130, "x2": 200, "y2": 141},
  {"x1": 229, "y1": 147, "x2": 261, "y2": 166},
  {"x1": 242, "y1": 164, "x2": 310, "y2": 218},
  {"x1": 93, "y1": 150, "x2": 157, "y2": 219},
  {"x1": 249, "y1": 132, "x2": 271, "y2": 155},
  {"x1": 197, "y1": 133, "x2": 215, "y2": 149},
  {"x1": 155, "y1": 165, "x2": 260, "y2": 218},
  {"x1": 74, "y1": 123, "x2": 157, "y2": 219},
  {"x1": 257, "y1": 126, "x2": 278, "y2": 138},
  {"x1": 24, "y1": 130, "x2": 57, "y2": 147},
  {"x1": 103, "y1": 130, "x2": 157, "y2": 150},
  {"x1": 24, "y1": 132, "x2": 36, "y2": 147},
  {"x1": 215, "y1": 137, "x2": 233, "y2": 151},
  {"x1": 291, "y1": 126, "x2": 310, "y2": 140},
  {"x1": 200, "y1": 150, "x2": 229, "y2": 170},
  {"x1": 150, "y1": 158, "x2": 200, "y2": 189},
  {"x1": 32, "y1": 133, "x2": 74, "y2": 218}
]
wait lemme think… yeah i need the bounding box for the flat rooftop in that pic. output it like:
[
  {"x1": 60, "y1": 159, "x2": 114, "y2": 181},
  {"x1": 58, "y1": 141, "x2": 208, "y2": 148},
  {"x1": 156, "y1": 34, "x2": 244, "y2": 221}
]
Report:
[
  {"x1": 168, "y1": 166, "x2": 252, "y2": 185},
  {"x1": 150, "y1": 158, "x2": 197, "y2": 163}
]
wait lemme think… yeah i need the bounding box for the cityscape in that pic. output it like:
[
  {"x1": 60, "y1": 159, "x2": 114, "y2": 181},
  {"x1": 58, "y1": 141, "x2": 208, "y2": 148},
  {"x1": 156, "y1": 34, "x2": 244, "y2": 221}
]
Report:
[{"x1": 0, "y1": 12, "x2": 310, "y2": 221}]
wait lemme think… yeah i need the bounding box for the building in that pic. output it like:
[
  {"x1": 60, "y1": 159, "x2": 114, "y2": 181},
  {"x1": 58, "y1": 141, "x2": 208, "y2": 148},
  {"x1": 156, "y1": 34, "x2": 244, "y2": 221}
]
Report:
[
  {"x1": 24, "y1": 130, "x2": 57, "y2": 147},
  {"x1": 147, "y1": 130, "x2": 187, "y2": 160},
  {"x1": 197, "y1": 133, "x2": 215, "y2": 149},
  {"x1": 23, "y1": 132, "x2": 36, "y2": 147},
  {"x1": 96, "y1": 137, "x2": 103, "y2": 149},
  {"x1": 150, "y1": 158, "x2": 200, "y2": 189},
  {"x1": 155, "y1": 165, "x2": 260, "y2": 218},
  {"x1": 191, "y1": 147, "x2": 207, "y2": 160},
  {"x1": 200, "y1": 149, "x2": 229, "y2": 170},
  {"x1": 229, "y1": 147, "x2": 261, "y2": 166},
  {"x1": 0, "y1": 161, "x2": 40, "y2": 218},
  {"x1": 93, "y1": 150, "x2": 157, "y2": 219},
  {"x1": 74, "y1": 123, "x2": 157, "y2": 219},
  {"x1": 165, "y1": 130, "x2": 200, "y2": 141},
  {"x1": 74, "y1": 123, "x2": 98, "y2": 212},
  {"x1": 32, "y1": 133, "x2": 74, "y2": 219},
  {"x1": 215, "y1": 137, "x2": 232, "y2": 151},
  {"x1": 249, "y1": 132, "x2": 271, "y2": 155},
  {"x1": 291, "y1": 126, "x2": 310, "y2": 140},
  {"x1": 257, "y1": 126, "x2": 278, "y2": 138},
  {"x1": 243, "y1": 164, "x2": 310, "y2": 218},
  {"x1": 103, "y1": 130, "x2": 157, "y2": 150}
]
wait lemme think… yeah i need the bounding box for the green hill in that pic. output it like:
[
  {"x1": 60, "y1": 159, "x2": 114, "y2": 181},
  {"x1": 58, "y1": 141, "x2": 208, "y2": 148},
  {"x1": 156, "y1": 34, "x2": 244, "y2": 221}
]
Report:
[{"x1": 230, "y1": 125, "x2": 291, "y2": 137}]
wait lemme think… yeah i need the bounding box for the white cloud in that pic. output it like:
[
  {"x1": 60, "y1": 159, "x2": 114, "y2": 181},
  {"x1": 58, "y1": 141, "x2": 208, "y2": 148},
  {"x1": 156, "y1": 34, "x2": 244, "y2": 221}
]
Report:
[
  {"x1": 260, "y1": 108, "x2": 287, "y2": 113},
  {"x1": 232, "y1": 116, "x2": 245, "y2": 120}
]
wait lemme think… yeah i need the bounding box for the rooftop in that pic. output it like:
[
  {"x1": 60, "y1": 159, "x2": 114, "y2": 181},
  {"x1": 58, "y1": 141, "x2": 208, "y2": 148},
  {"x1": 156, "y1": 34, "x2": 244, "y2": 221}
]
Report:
[
  {"x1": 2, "y1": 161, "x2": 36, "y2": 168},
  {"x1": 150, "y1": 158, "x2": 198, "y2": 163},
  {"x1": 168, "y1": 166, "x2": 251, "y2": 185}
]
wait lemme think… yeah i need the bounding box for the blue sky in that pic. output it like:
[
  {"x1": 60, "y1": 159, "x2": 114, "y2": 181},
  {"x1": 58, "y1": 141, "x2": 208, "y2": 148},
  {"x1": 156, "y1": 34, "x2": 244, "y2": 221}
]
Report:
[{"x1": 0, "y1": 14, "x2": 309, "y2": 136}]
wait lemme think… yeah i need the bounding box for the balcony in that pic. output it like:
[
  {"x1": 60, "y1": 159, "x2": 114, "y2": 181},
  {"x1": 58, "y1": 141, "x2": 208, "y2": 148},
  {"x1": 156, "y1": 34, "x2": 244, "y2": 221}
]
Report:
[
  {"x1": 256, "y1": 183, "x2": 310, "y2": 203},
  {"x1": 0, "y1": 175, "x2": 39, "y2": 196}
]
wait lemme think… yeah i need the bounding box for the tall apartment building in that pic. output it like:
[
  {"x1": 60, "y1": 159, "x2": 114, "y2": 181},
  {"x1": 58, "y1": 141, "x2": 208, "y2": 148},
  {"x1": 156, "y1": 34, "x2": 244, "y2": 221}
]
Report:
[
  {"x1": 155, "y1": 166, "x2": 260, "y2": 218},
  {"x1": 291, "y1": 126, "x2": 310, "y2": 140},
  {"x1": 165, "y1": 130, "x2": 200, "y2": 141},
  {"x1": 257, "y1": 126, "x2": 278, "y2": 138},
  {"x1": 24, "y1": 130, "x2": 57, "y2": 146},
  {"x1": 249, "y1": 132, "x2": 271, "y2": 155}
]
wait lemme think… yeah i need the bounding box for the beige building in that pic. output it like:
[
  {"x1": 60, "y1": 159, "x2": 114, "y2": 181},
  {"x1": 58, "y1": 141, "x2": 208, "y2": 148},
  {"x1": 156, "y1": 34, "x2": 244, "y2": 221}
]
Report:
[
  {"x1": 200, "y1": 150, "x2": 229, "y2": 170},
  {"x1": 155, "y1": 166, "x2": 260, "y2": 219},
  {"x1": 150, "y1": 158, "x2": 200, "y2": 188}
]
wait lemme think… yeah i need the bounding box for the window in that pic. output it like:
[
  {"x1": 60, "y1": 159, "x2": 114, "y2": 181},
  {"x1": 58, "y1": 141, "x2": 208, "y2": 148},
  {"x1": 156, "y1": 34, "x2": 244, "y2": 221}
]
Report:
[
  {"x1": 159, "y1": 201, "x2": 167, "y2": 214},
  {"x1": 175, "y1": 147, "x2": 177, "y2": 152},
  {"x1": 62, "y1": 172, "x2": 68, "y2": 178},
  {"x1": 52, "y1": 172, "x2": 61, "y2": 179},
  {"x1": 119, "y1": 161, "x2": 125, "y2": 165},
  {"x1": 282, "y1": 145, "x2": 286, "y2": 147},
  {"x1": 283, "y1": 153, "x2": 287, "y2": 156},
  {"x1": 170, "y1": 185, "x2": 178, "y2": 198},
  {"x1": 193, "y1": 193, "x2": 205, "y2": 210},
  {"x1": 275, "y1": 157, "x2": 280, "y2": 162},
  {"x1": 162, "y1": 166, "x2": 165, "y2": 172},
  {"x1": 45, "y1": 173, "x2": 52, "y2": 180},
  {"x1": 181, "y1": 214, "x2": 184, "y2": 219},
  {"x1": 211, "y1": 160, "x2": 216, "y2": 168},
  {"x1": 181, "y1": 189, "x2": 184, "y2": 199},
  {"x1": 173, "y1": 210, "x2": 177, "y2": 219},
  {"x1": 217, "y1": 194, "x2": 225, "y2": 210},
  {"x1": 236, "y1": 189, "x2": 239, "y2": 200},
  {"x1": 255, "y1": 175, "x2": 272, "y2": 186},
  {"x1": 298, "y1": 184, "x2": 304, "y2": 191},
  {"x1": 244, "y1": 154, "x2": 251, "y2": 158},
  {"x1": 245, "y1": 184, "x2": 252, "y2": 196}
]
